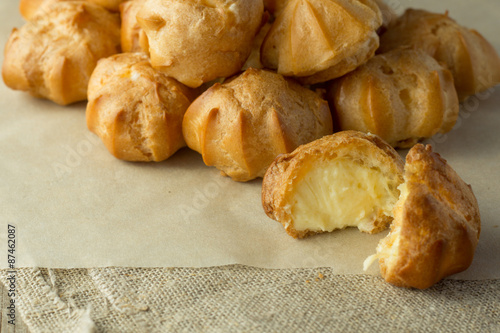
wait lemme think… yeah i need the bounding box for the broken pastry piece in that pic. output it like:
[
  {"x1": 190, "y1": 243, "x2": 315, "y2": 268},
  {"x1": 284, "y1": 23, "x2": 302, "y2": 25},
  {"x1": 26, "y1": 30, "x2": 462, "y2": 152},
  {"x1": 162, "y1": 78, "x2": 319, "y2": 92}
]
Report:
[
  {"x1": 182, "y1": 68, "x2": 333, "y2": 182},
  {"x1": 2, "y1": 1, "x2": 121, "y2": 105},
  {"x1": 261, "y1": 0, "x2": 383, "y2": 84},
  {"x1": 327, "y1": 48, "x2": 459, "y2": 148},
  {"x1": 366, "y1": 144, "x2": 481, "y2": 289},
  {"x1": 137, "y1": 0, "x2": 264, "y2": 88},
  {"x1": 87, "y1": 53, "x2": 195, "y2": 162},
  {"x1": 379, "y1": 9, "x2": 500, "y2": 101},
  {"x1": 262, "y1": 131, "x2": 404, "y2": 238}
]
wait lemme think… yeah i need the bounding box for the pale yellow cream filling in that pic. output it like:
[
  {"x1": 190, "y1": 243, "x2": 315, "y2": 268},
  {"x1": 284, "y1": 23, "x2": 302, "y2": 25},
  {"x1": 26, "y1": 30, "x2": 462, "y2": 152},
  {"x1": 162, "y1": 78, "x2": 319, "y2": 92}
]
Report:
[{"x1": 290, "y1": 158, "x2": 399, "y2": 233}]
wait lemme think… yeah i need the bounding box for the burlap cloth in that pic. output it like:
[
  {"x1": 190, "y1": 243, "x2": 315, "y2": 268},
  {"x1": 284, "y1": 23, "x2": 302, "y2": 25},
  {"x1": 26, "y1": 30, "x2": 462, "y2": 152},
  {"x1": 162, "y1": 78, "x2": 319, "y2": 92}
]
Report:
[{"x1": 1, "y1": 267, "x2": 499, "y2": 332}]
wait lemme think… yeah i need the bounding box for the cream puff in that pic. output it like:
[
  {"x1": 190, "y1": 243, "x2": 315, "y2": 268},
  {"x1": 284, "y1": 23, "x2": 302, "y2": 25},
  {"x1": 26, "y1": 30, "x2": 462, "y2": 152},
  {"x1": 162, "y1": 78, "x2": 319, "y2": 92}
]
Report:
[
  {"x1": 137, "y1": 0, "x2": 264, "y2": 88},
  {"x1": 327, "y1": 48, "x2": 459, "y2": 148},
  {"x1": 262, "y1": 131, "x2": 404, "y2": 238},
  {"x1": 379, "y1": 9, "x2": 500, "y2": 101},
  {"x1": 87, "y1": 53, "x2": 195, "y2": 161},
  {"x1": 182, "y1": 68, "x2": 333, "y2": 182},
  {"x1": 261, "y1": 0, "x2": 383, "y2": 84},
  {"x1": 2, "y1": 1, "x2": 121, "y2": 105}
]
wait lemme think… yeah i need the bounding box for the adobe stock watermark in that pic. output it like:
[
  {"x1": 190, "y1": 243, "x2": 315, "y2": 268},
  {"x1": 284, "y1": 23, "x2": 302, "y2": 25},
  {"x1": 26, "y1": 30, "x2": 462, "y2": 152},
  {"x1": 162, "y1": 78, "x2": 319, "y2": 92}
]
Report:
[
  {"x1": 52, "y1": 132, "x2": 101, "y2": 178},
  {"x1": 178, "y1": 176, "x2": 230, "y2": 222},
  {"x1": 6, "y1": 224, "x2": 17, "y2": 325}
]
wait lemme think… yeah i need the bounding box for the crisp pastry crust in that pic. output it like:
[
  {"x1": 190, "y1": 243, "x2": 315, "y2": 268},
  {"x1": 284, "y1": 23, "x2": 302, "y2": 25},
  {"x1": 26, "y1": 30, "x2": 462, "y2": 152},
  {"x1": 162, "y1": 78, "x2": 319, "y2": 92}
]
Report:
[
  {"x1": 120, "y1": 0, "x2": 149, "y2": 54},
  {"x1": 87, "y1": 53, "x2": 196, "y2": 162},
  {"x1": 182, "y1": 68, "x2": 333, "y2": 182},
  {"x1": 20, "y1": 0, "x2": 125, "y2": 19},
  {"x1": 87, "y1": 0, "x2": 126, "y2": 11},
  {"x1": 137, "y1": 0, "x2": 264, "y2": 88},
  {"x1": 19, "y1": 0, "x2": 58, "y2": 20},
  {"x1": 261, "y1": 0, "x2": 382, "y2": 84},
  {"x1": 327, "y1": 48, "x2": 459, "y2": 148},
  {"x1": 379, "y1": 9, "x2": 500, "y2": 101},
  {"x1": 262, "y1": 131, "x2": 404, "y2": 238},
  {"x1": 2, "y1": 1, "x2": 121, "y2": 105},
  {"x1": 374, "y1": 144, "x2": 481, "y2": 289}
]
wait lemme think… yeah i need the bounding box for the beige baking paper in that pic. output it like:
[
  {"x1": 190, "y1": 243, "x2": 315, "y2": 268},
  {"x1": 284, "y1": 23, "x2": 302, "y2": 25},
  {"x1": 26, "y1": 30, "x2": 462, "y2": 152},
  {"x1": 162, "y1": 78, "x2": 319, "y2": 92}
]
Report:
[{"x1": 0, "y1": 0, "x2": 499, "y2": 280}]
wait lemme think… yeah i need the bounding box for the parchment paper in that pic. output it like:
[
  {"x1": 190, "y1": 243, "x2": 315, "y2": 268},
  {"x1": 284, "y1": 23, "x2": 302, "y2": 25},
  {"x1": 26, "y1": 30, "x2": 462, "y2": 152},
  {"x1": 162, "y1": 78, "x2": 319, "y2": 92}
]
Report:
[{"x1": 0, "y1": 0, "x2": 499, "y2": 279}]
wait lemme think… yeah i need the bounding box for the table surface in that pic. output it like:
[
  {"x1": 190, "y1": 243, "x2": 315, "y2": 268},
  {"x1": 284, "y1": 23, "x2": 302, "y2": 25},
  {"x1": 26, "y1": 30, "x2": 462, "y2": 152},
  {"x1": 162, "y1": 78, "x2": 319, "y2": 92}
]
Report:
[{"x1": 1, "y1": 0, "x2": 500, "y2": 278}]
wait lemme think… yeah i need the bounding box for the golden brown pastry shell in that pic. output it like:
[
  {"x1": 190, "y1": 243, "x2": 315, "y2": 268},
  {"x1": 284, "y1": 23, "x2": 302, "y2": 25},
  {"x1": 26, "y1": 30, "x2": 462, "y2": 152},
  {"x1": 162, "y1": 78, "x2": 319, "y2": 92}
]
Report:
[
  {"x1": 20, "y1": 0, "x2": 124, "y2": 20},
  {"x1": 19, "y1": 0, "x2": 51, "y2": 20},
  {"x1": 87, "y1": 0, "x2": 125, "y2": 11}
]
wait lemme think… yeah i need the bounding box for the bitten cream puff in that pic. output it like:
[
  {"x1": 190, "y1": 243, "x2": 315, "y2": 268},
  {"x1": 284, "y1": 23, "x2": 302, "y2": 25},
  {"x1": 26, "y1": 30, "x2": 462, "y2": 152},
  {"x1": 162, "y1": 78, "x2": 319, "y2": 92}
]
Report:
[{"x1": 262, "y1": 131, "x2": 405, "y2": 238}]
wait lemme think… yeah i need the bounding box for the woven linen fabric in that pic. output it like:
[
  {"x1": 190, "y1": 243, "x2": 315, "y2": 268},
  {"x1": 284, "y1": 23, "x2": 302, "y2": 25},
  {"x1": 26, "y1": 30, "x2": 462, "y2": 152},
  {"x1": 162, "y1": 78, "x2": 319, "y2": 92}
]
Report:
[{"x1": 1, "y1": 267, "x2": 499, "y2": 333}]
